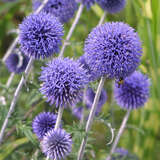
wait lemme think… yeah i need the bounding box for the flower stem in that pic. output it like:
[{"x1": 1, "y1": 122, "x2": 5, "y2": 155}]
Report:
[
  {"x1": 106, "y1": 110, "x2": 131, "y2": 160},
  {"x1": 54, "y1": 106, "x2": 64, "y2": 130},
  {"x1": 0, "y1": 57, "x2": 34, "y2": 144},
  {"x1": 77, "y1": 77, "x2": 106, "y2": 160},
  {"x1": 59, "y1": 4, "x2": 84, "y2": 58},
  {"x1": 98, "y1": 12, "x2": 107, "y2": 26},
  {"x1": 6, "y1": 72, "x2": 15, "y2": 88}
]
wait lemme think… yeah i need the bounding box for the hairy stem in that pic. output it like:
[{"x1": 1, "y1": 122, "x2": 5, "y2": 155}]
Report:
[
  {"x1": 106, "y1": 110, "x2": 131, "y2": 160},
  {"x1": 98, "y1": 12, "x2": 107, "y2": 26},
  {"x1": 77, "y1": 77, "x2": 106, "y2": 160},
  {"x1": 59, "y1": 4, "x2": 84, "y2": 57}
]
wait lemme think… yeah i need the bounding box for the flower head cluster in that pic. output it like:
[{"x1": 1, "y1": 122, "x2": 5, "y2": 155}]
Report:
[
  {"x1": 19, "y1": 12, "x2": 63, "y2": 59},
  {"x1": 110, "y1": 148, "x2": 139, "y2": 160},
  {"x1": 32, "y1": 112, "x2": 57, "y2": 139},
  {"x1": 76, "y1": 0, "x2": 95, "y2": 9},
  {"x1": 96, "y1": 0, "x2": 126, "y2": 14},
  {"x1": 5, "y1": 53, "x2": 29, "y2": 74},
  {"x1": 33, "y1": 0, "x2": 78, "y2": 23},
  {"x1": 84, "y1": 22, "x2": 142, "y2": 79},
  {"x1": 39, "y1": 58, "x2": 88, "y2": 107},
  {"x1": 78, "y1": 56, "x2": 99, "y2": 81},
  {"x1": 41, "y1": 128, "x2": 72, "y2": 160},
  {"x1": 72, "y1": 87, "x2": 107, "y2": 119},
  {"x1": 114, "y1": 71, "x2": 150, "y2": 110}
]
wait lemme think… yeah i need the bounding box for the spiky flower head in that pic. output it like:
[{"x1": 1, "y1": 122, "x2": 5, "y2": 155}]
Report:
[
  {"x1": 19, "y1": 12, "x2": 63, "y2": 59},
  {"x1": 72, "y1": 87, "x2": 107, "y2": 119},
  {"x1": 32, "y1": 112, "x2": 57, "y2": 139},
  {"x1": 84, "y1": 22, "x2": 142, "y2": 80},
  {"x1": 5, "y1": 53, "x2": 29, "y2": 74},
  {"x1": 96, "y1": 0, "x2": 126, "y2": 14},
  {"x1": 110, "y1": 148, "x2": 139, "y2": 160},
  {"x1": 114, "y1": 71, "x2": 150, "y2": 110},
  {"x1": 76, "y1": 0, "x2": 95, "y2": 9},
  {"x1": 39, "y1": 58, "x2": 88, "y2": 107},
  {"x1": 41, "y1": 128, "x2": 72, "y2": 160},
  {"x1": 78, "y1": 55, "x2": 99, "y2": 81},
  {"x1": 32, "y1": 0, "x2": 78, "y2": 23}
]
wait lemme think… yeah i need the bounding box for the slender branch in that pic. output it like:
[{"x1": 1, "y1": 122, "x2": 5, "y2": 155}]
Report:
[
  {"x1": 106, "y1": 110, "x2": 131, "y2": 160},
  {"x1": 6, "y1": 72, "x2": 15, "y2": 88},
  {"x1": 77, "y1": 77, "x2": 106, "y2": 160},
  {"x1": 77, "y1": 11, "x2": 107, "y2": 160},
  {"x1": 59, "y1": 4, "x2": 84, "y2": 57},
  {"x1": 0, "y1": 0, "x2": 50, "y2": 145},
  {"x1": 54, "y1": 106, "x2": 64, "y2": 130},
  {"x1": 98, "y1": 12, "x2": 107, "y2": 26}
]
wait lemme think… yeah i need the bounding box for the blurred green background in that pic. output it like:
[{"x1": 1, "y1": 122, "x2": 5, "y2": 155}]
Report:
[{"x1": 0, "y1": 0, "x2": 160, "y2": 159}]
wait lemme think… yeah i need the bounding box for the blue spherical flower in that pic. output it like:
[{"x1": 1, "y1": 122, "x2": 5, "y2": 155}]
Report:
[
  {"x1": 5, "y1": 53, "x2": 29, "y2": 74},
  {"x1": 78, "y1": 55, "x2": 99, "y2": 81},
  {"x1": 72, "y1": 106, "x2": 84, "y2": 120},
  {"x1": 110, "y1": 148, "x2": 139, "y2": 160},
  {"x1": 41, "y1": 128, "x2": 72, "y2": 160},
  {"x1": 114, "y1": 71, "x2": 150, "y2": 110},
  {"x1": 84, "y1": 22, "x2": 142, "y2": 79},
  {"x1": 39, "y1": 58, "x2": 89, "y2": 107},
  {"x1": 32, "y1": 112, "x2": 57, "y2": 139},
  {"x1": 32, "y1": 0, "x2": 78, "y2": 23},
  {"x1": 76, "y1": 0, "x2": 95, "y2": 9},
  {"x1": 96, "y1": 0, "x2": 126, "y2": 14},
  {"x1": 19, "y1": 12, "x2": 63, "y2": 59},
  {"x1": 72, "y1": 87, "x2": 107, "y2": 119}
]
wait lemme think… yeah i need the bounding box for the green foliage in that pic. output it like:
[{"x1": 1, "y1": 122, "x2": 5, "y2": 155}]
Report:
[{"x1": 0, "y1": 0, "x2": 160, "y2": 160}]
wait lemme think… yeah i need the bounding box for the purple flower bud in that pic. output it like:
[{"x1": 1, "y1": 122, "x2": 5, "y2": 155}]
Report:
[
  {"x1": 96, "y1": 0, "x2": 126, "y2": 14},
  {"x1": 32, "y1": 0, "x2": 78, "y2": 23}
]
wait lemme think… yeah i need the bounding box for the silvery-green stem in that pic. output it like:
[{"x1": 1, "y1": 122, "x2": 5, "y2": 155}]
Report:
[
  {"x1": 106, "y1": 110, "x2": 131, "y2": 160},
  {"x1": 2, "y1": 36, "x2": 19, "y2": 63},
  {"x1": 98, "y1": 12, "x2": 107, "y2": 26},
  {"x1": 46, "y1": 5, "x2": 84, "y2": 160},
  {"x1": 0, "y1": 0, "x2": 50, "y2": 145},
  {"x1": 77, "y1": 77, "x2": 106, "y2": 160},
  {"x1": 0, "y1": 58, "x2": 34, "y2": 144},
  {"x1": 59, "y1": 4, "x2": 84, "y2": 58},
  {"x1": 54, "y1": 106, "x2": 64, "y2": 130},
  {"x1": 6, "y1": 72, "x2": 15, "y2": 88},
  {"x1": 2, "y1": 0, "x2": 49, "y2": 63}
]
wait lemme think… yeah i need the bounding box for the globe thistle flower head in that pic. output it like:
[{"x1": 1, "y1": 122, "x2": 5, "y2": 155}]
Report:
[
  {"x1": 32, "y1": 112, "x2": 57, "y2": 139},
  {"x1": 19, "y1": 12, "x2": 63, "y2": 59},
  {"x1": 84, "y1": 22, "x2": 142, "y2": 79},
  {"x1": 85, "y1": 87, "x2": 107, "y2": 115},
  {"x1": 78, "y1": 55, "x2": 100, "y2": 81},
  {"x1": 41, "y1": 128, "x2": 72, "y2": 160},
  {"x1": 96, "y1": 0, "x2": 126, "y2": 14},
  {"x1": 39, "y1": 58, "x2": 89, "y2": 107},
  {"x1": 114, "y1": 71, "x2": 150, "y2": 110},
  {"x1": 76, "y1": 0, "x2": 95, "y2": 9},
  {"x1": 72, "y1": 106, "x2": 83, "y2": 120},
  {"x1": 5, "y1": 53, "x2": 29, "y2": 74},
  {"x1": 32, "y1": 0, "x2": 78, "y2": 23},
  {"x1": 110, "y1": 148, "x2": 139, "y2": 160}
]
